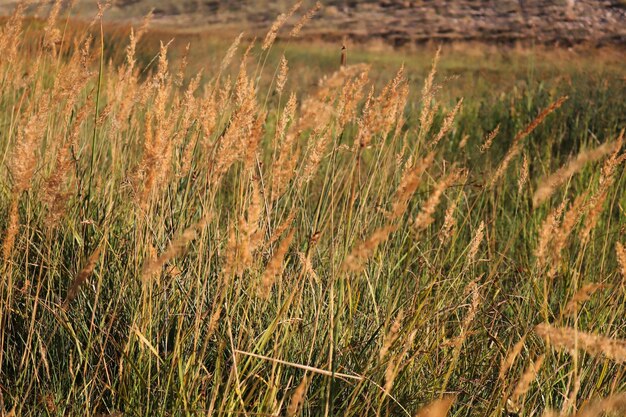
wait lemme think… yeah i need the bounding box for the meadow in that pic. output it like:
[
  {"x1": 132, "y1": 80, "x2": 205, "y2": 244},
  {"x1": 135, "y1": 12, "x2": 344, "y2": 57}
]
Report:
[{"x1": 0, "y1": 2, "x2": 625, "y2": 416}]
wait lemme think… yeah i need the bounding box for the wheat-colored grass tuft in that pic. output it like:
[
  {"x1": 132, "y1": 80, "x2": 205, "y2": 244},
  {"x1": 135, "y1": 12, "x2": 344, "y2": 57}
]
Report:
[
  {"x1": 290, "y1": 1, "x2": 322, "y2": 37},
  {"x1": 2, "y1": 201, "x2": 20, "y2": 261},
  {"x1": 380, "y1": 309, "x2": 404, "y2": 360},
  {"x1": 64, "y1": 246, "x2": 104, "y2": 308},
  {"x1": 340, "y1": 69, "x2": 369, "y2": 130},
  {"x1": 272, "y1": 94, "x2": 300, "y2": 201},
  {"x1": 389, "y1": 152, "x2": 435, "y2": 220},
  {"x1": 579, "y1": 130, "x2": 625, "y2": 243},
  {"x1": 297, "y1": 252, "x2": 318, "y2": 281},
  {"x1": 142, "y1": 219, "x2": 208, "y2": 282},
  {"x1": 518, "y1": 153, "x2": 530, "y2": 193},
  {"x1": 287, "y1": 374, "x2": 310, "y2": 416},
  {"x1": 418, "y1": 47, "x2": 441, "y2": 142},
  {"x1": 212, "y1": 60, "x2": 257, "y2": 185},
  {"x1": 617, "y1": 242, "x2": 626, "y2": 283},
  {"x1": 414, "y1": 395, "x2": 456, "y2": 417},
  {"x1": 563, "y1": 283, "x2": 607, "y2": 316},
  {"x1": 480, "y1": 125, "x2": 500, "y2": 153},
  {"x1": 467, "y1": 221, "x2": 485, "y2": 265},
  {"x1": 568, "y1": 393, "x2": 626, "y2": 417},
  {"x1": 509, "y1": 354, "x2": 546, "y2": 409},
  {"x1": 439, "y1": 200, "x2": 458, "y2": 244},
  {"x1": 499, "y1": 335, "x2": 527, "y2": 380},
  {"x1": 262, "y1": 2, "x2": 302, "y2": 51},
  {"x1": 276, "y1": 55, "x2": 289, "y2": 95},
  {"x1": 341, "y1": 225, "x2": 398, "y2": 273},
  {"x1": 551, "y1": 193, "x2": 587, "y2": 265},
  {"x1": 459, "y1": 134, "x2": 469, "y2": 149},
  {"x1": 43, "y1": 0, "x2": 62, "y2": 54},
  {"x1": 452, "y1": 280, "x2": 480, "y2": 349},
  {"x1": 221, "y1": 223, "x2": 239, "y2": 279},
  {"x1": 300, "y1": 129, "x2": 331, "y2": 186},
  {"x1": 430, "y1": 98, "x2": 463, "y2": 149},
  {"x1": 535, "y1": 199, "x2": 568, "y2": 271},
  {"x1": 259, "y1": 229, "x2": 295, "y2": 298},
  {"x1": 415, "y1": 168, "x2": 464, "y2": 231},
  {"x1": 3, "y1": 98, "x2": 51, "y2": 258},
  {"x1": 533, "y1": 141, "x2": 618, "y2": 207},
  {"x1": 0, "y1": 0, "x2": 26, "y2": 66},
  {"x1": 220, "y1": 32, "x2": 244, "y2": 74},
  {"x1": 490, "y1": 96, "x2": 567, "y2": 188},
  {"x1": 267, "y1": 210, "x2": 297, "y2": 248},
  {"x1": 535, "y1": 323, "x2": 626, "y2": 363}
]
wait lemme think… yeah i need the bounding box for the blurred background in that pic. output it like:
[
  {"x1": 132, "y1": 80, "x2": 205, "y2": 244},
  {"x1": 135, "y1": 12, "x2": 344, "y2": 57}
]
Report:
[{"x1": 1, "y1": 0, "x2": 626, "y2": 45}]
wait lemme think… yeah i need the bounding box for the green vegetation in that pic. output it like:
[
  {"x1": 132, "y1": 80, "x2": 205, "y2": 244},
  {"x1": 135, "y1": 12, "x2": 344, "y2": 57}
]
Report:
[{"x1": 0, "y1": 3, "x2": 625, "y2": 417}]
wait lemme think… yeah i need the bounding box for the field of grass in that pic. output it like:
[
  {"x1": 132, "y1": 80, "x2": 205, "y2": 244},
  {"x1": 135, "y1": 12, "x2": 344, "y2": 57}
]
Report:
[{"x1": 1, "y1": 3, "x2": 626, "y2": 417}]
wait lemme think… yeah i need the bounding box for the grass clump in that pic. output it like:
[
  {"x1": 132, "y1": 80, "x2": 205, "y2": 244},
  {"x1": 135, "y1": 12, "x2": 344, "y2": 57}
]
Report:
[{"x1": 0, "y1": 2, "x2": 625, "y2": 416}]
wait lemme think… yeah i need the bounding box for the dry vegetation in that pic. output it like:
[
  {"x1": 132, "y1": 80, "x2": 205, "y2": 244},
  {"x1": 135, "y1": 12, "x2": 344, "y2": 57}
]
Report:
[{"x1": 0, "y1": 1, "x2": 625, "y2": 416}]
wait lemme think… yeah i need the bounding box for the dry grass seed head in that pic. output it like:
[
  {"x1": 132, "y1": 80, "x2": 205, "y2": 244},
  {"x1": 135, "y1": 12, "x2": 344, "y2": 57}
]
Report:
[
  {"x1": 43, "y1": 99, "x2": 93, "y2": 225},
  {"x1": 389, "y1": 152, "x2": 435, "y2": 220},
  {"x1": 430, "y1": 98, "x2": 463, "y2": 149},
  {"x1": 297, "y1": 252, "x2": 318, "y2": 281},
  {"x1": 339, "y1": 69, "x2": 369, "y2": 129},
  {"x1": 222, "y1": 222, "x2": 239, "y2": 279},
  {"x1": 262, "y1": 2, "x2": 302, "y2": 51},
  {"x1": 490, "y1": 96, "x2": 568, "y2": 188},
  {"x1": 175, "y1": 43, "x2": 190, "y2": 87},
  {"x1": 272, "y1": 132, "x2": 301, "y2": 202},
  {"x1": 375, "y1": 66, "x2": 409, "y2": 138},
  {"x1": 414, "y1": 395, "x2": 456, "y2": 417},
  {"x1": 300, "y1": 129, "x2": 331, "y2": 186},
  {"x1": 212, "y1": 64, "x2": 257, "y2": 185},
  {"x1": 551, "y1": 193, "x2": 587, "y2": 262},
  {"x1": 414, "y1": 168, "x2": 464, "y2": 231},
  {"x1": 260, "y1": 229, "x2": 295, "y2": 299},
  {"x1": 439, "y1": 200, "x2": 458, "y2": 244},
  {"x1": 12, "y1": 98, "x2": 51, "y2": 193},
  {"x1": 571, "y1": 393, "x2": 626, "y2": 417},
  {"x1": 535, "y1": 199, "x2": 568, "y2": 270},
  {"x1": 380, "y1": 309, "x2": 404, "y2": 360},
  {"x1": 498, "y1": 335, "x2": 527, "y2": 380},
  {"x1": 141, "y1": 218, "x2": 208, "y2": 282},
  {"x1": 268, "y1": 210, "x2": 297, "y2": 247},
  {"x1": 43, "y1": 0, "x2": 62, "y2": 54},
  {"x1": 467, "y1": 221, "x2": 485, "y2": 265},
  {"x1": 0, "y1": 1, "x2": 26, "y2": 66},
  {"x1": 563, "y1": 283, "x2": 607, "y2": 316},
  {"x1": 535, "y1": 323, "x2": 626, "y2": 363},
  {"x1": 480, "y1": 125, "x2": 500, "y2": 153},
  {"x1": 578, "y1": 132, "x2": 626, "y2": 243},
  {"x1": 220, "y1": 33, "x2": 243, "y2": 74},
  {"x1": 64, "y1": 245, "x2": 104, "y2": 308},
  {"x1": 518, "y1": 153, "x2": 530, "y2": 193},
  {"x1": 276, "y1": 55, "x2": 289, "y2": 95},
  {"x1": 533, "y1": 140, "x2": 619, "y2": 207},
  {"x1": 290, "y1": 1, "x2": 322, "y2": 37},
  {"x1": 2, "y1": 200, "x2": 20, "y2": 260},
  {"x1": 450, "y1": 279, "x2": 480, "y2": 349},
  {"x1": 341, "y1": 225, "x2": 398, "y2": 273},
  {"x1": 244, "y1": 111, "x2": 267, "y2": 173},
  {"x1": 616, "y1": 242, "x2": 626, "y2": 283},
  {"x1": 418, "y1": 47, "x2": 441, "y2": 141},
  {"x1": 287, "y1": 375, "x2": 311, "y2": 416},
  {"x1": 509, "y1": 354, "x2": 546, "y2": 409}
]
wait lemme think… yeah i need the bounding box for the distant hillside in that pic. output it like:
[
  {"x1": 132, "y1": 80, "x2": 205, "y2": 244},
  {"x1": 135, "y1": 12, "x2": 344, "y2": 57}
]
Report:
[{"x1": 1, "y1": 0, "x2": 625, "y2": 46}]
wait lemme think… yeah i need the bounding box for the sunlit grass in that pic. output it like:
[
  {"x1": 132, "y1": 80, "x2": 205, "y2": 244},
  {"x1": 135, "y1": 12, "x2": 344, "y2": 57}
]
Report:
[{"x1": 0, "y1": 3, "x2": 625, "y2": 417}]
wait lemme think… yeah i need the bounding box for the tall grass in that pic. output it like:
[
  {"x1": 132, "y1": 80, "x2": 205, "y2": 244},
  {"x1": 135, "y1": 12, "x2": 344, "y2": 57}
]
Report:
[{"x1": 0, "y1": 2, "x2": 625, "y2": 416}]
